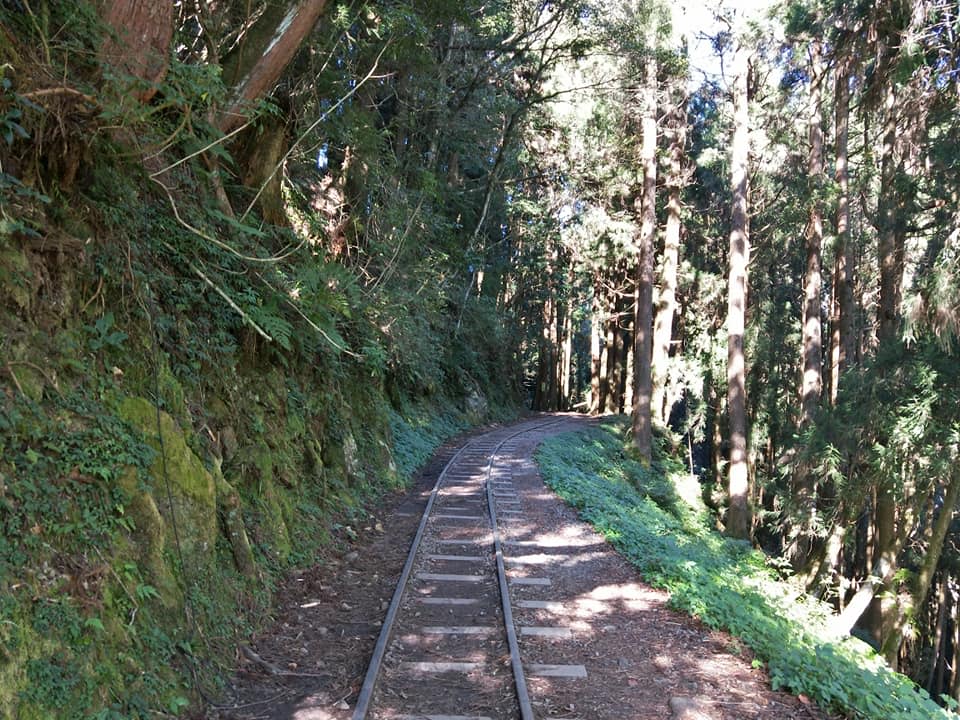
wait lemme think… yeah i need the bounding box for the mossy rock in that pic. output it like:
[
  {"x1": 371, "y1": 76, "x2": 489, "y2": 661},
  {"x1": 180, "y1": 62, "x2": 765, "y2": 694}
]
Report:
[
  {"x1": 116, "y1": 469, "x2": 179, "y2": 605},
  {"x1": 120, "y1": 352, "x2": 190, "y2": 429},
  {"x1": 0, "y1": 246, "x2": 32, "y2": 313},
  {"x1": 322, "y1": 433, "x2": 348, "y2": 476},
  {"x1": 235, "y1": 441, "x2": 292, "y2": 563},
  {"x1": 118, "y1": 397, "x2": 217, "y2": 570},
  {"x1": 0, "y1": 598, "x2": 59, "y2": 720},
  {"x1": 6, "y1": 351, "x2": 44, "y2": 402},
  {"x1": 343, "y1": 431, "x2": 361, "y2": 481},
  {"x1": 212, "y1": 466, "x2": 258, "y2": 579},
  {"x1": 258, "y1": 479, "x2": 292, "y2": 563},
  {"x1": 377, "y1": 436, "x2": 399, "y2": 487}
]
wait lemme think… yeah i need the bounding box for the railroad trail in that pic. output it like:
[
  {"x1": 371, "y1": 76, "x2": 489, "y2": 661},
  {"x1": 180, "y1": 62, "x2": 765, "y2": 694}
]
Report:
[
  {"x1": 353, "y1": 416, "x2": 588, "y2": 720},
  {"x1": 212, "y1": 414, "x2": 828, "y2": 720}
]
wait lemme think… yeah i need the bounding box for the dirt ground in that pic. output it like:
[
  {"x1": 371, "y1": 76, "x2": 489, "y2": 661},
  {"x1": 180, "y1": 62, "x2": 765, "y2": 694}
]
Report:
[{"x1": 203, "y1": 420, "x2": 834, "y2": 720}]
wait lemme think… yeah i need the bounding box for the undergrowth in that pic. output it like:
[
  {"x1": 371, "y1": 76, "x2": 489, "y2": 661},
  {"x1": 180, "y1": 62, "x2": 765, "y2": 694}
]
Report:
[
  {"x1": 389, "y1": 405, "x2": 471, "y2": 480},
  {"x1": 0, "y1": 3, "x2": 524, "y2": 716},
  {"x1": 535, "y1": 420, "x2": 955, "y2": 720}
]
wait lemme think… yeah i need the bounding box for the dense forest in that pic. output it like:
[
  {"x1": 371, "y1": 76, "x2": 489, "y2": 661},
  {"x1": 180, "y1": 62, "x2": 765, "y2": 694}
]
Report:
[{"x1": 1, "y1": 0, "x2": 959, "y2": 717}]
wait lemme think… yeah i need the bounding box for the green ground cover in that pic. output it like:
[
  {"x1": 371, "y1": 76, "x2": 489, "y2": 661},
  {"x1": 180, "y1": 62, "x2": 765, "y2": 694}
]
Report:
[{"x1": 535, "y1": 420, "x2": 955, "y2": 720}]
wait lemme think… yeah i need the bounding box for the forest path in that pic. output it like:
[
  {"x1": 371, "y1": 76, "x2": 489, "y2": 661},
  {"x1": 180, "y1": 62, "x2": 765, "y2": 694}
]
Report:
[{"x1": 205, "y1": 414, "x2": 830, "y2": 720}]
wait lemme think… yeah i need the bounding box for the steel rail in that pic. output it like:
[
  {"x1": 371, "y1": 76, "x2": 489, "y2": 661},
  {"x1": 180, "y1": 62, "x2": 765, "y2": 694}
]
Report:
[
  {"x1": 351, "y1": 430, "x2": 477, "y2": 720},
  {"x1": 352, "y1": 416, "x2": 568, "y2": 720},
  {"x1": 485, "y1": 433, "x2": 534, "y2": 720}
]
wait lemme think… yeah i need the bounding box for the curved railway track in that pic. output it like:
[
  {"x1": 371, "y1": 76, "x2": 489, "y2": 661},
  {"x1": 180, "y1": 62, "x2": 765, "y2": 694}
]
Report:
[{"x1": 352, "y1": 416, "x2": 584, "y2": 720}]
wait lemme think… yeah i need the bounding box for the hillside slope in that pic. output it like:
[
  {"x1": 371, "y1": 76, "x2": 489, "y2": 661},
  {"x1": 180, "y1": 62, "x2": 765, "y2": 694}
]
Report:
[{"x1": 0, "y1": 8, "x2": 520, "y2": 718}]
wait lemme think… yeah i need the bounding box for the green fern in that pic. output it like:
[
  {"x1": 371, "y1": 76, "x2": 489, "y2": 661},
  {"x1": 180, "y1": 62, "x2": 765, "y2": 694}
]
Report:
[{"x1": 248, "y1": 301, "x2": 293, "y2": 350}]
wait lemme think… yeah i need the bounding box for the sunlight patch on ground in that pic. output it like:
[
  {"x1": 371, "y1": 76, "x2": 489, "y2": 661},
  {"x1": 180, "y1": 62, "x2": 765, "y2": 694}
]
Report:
[
  {"x1": 520, "y1": 529, "x2": 598, "y2": 548},
  {"x1": 584, "y1": 582, "x2": 655, "y2": 601}
]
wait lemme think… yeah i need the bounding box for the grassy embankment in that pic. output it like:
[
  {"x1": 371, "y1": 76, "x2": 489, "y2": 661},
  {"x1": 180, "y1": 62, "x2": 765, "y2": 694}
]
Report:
[{"x1": 536, "y1": 420, "x2": 956, "y2": 720}]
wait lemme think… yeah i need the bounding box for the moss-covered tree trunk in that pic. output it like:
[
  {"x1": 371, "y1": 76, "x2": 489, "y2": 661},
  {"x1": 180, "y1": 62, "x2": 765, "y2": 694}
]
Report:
[{"x1": 238, "y1": 110, "x2": 289, "y2": 225}]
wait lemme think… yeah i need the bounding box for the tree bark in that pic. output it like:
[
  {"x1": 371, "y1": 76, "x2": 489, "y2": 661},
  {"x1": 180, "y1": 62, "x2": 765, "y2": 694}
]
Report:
[
  {"x1": 800, "y1": 39, "x2": 824, "y2": 428},
  {"x1": 561, "y1": 291, "x2": 574, "y2": 409},
  {"x1": 651, "y1": 86, "x2": 685, "y2": 425},
  {"x1": 809, "y1": 514, "x2": 846, "y2": 596},
  {"x1": 605, "y1": 284, "x2": 623, "y2": 414},
  {"x1": 598, "y1": 284, "x2": 614, "y2": 414},
  {"x1": 623, "y1": 291, "x2": 634, "y2": 414},
  {"x1": 725, "y1": 40, "x2": 751, "y2": 540},
  {"x1": 830, "y1": 59, "x2": 854, "y2": 406},
  {"x1": 615, "y1": 288, "x2": 630, "y2": 413},
  {"x1": 99, "y1": 0, "x2": 174, "y2": 103},
  {"x1": 711, "y1": 385, "x2": 724, "y2": 496},
  {"x1": 239, "y1": 111, "x2": 289, "y2": 224},
  {"x1": 911, "y1": 472, "x2": 960, "y2": 635},
  {"x1": 829, "y1": 550, "x2": 897, "y2": 637},
  {"x1": 870, "y1": 79, "x2": 905, "y2": 663},
  {"x1": 877, "y1": 82, "x2": 902, "y2": 348},
  {"x1": 872, "y1": 485, "x2": 899, "y2": 663},
  {"x1": 927, "y1": 578, "x2": 948, "y2": 695},
  {"x1": 632, "y1": 41, "x2": 657, "y2": 461},
  {"x1": 534, "y1": 307, "x2": 557, "y2": 412},
  {"x1": 953, "y1": 601, "x2": 960, "y2": 701},
  {"x1": 218, "y1": 0, "x2": 329, "y2": 134},
  {"x1": 791, "y1": 39, "x2": 825, "y2": 570},
  {"x1": 590, "y1": 276, "x2": 604, "y2": 414}
]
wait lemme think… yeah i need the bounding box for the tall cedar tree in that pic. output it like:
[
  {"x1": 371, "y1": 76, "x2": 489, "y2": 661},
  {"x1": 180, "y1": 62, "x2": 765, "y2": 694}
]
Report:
[{"x1": 725, "y1": 37, "x2": 751, "y2": 540}]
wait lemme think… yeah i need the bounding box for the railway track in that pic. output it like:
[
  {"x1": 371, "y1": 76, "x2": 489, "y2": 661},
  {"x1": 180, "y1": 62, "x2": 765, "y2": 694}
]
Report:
[{"x1": 352, "y1": 416, "x2": 585, "y2": 720}]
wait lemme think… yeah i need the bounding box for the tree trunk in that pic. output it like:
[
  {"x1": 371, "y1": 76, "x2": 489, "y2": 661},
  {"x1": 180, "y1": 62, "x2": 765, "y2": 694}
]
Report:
[
  {"x1": 791, "y1": 39, "x2": 825, "y2": 571},
  {"x1": 606, "y1": 285, "x2": 624, "y2": 414},
  {"x1": 872, "y1": 486, "x2": 899, "y2": 664},
  {"x1": 553, "y1": 288, "x2": 564, "y2": 409},
  {"x1": 809, "y1": 515, "x2": 846, "y2": 597},
  {"x1": 830, "y1": 59, "x2": 854, "y2": 405},
  {"x1": 877, "y1": 83, "x2": 902, "y2": 348},
  {"x1": 800, "y1": 39, "x2": 824, "y2": 428},
  {"x1": 623, "y1": 298, "x2": 634, "y2": 414},
  {"x1": 534, "y1": 312, "x2": 557, "y2": 412},
  {"x1": 590, "y1": 278, "x2": 603, "y2": 414},
  {"x1": 910, "y1": 472, "x2": 960, "y2": 636},
  {"x1": 725, "y1": 40, "x2": 751, "y2": 540},
  {"x1": 239, "y1": 111, "x2": 289, "y2": 225},
  {"x1": 652, "y1": 86, "x2": 685, "y2": 425},
  {"x1": 99, "y1": 0, "x2": 174, "y2": 102},
  {"x1": 632, "y1": 40, "x2": 657, "y2": 461},
  {"x1": 599, "y1": 285, "x2": 614, "y2": 414},
  {"x1": 928, "y1": 577, "x2": 949, "y2": 696},
  {"x1": 829, "y1": 549, "x2": 897, "y2": 637},
  {"x1": 561, "y1": 292, "x2": 574, "y2": 409},
  {"x1": 869, "y1": 79, "x2": 905, "y2": 663},
  {"x1": 953, "y1": 601, "x2": 960, "y2": 701},
  {"x1": 544, "y1": 294, "x2": 559, "y2": 410},
  {"x1": 711, "y1": 385, "x2": 724, "y2": 497},
  {"x1": 218, "y1": 0, "x2": 329, "y2": 134},
  {"x1": 615, "y1": 289, "x2": 630, "y2": 413}
]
